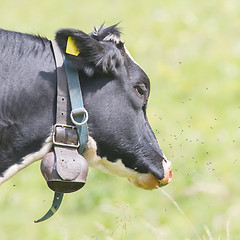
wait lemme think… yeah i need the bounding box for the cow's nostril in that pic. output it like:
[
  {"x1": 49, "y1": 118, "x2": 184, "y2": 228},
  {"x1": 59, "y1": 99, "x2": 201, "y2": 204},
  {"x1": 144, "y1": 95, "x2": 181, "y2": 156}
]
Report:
[
  {"x1": 158, "y1": 160, "x2": 173, "y2": 187},
  {"x1": 168, "y1": 168, "x2": 173, "y2": 183}
]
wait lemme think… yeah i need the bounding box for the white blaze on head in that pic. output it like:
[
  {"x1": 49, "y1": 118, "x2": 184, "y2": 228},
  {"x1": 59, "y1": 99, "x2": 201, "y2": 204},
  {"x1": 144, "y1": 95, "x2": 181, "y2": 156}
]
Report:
[{"x1": 123, "y1": 45, "x2": 141, "y2": 67}]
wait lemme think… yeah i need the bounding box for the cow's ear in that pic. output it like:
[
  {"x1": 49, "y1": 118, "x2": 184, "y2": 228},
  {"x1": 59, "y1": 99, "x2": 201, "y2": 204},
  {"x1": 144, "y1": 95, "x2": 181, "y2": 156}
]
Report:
[
  {"x1": 56, "y1": 28, "x2": 124, "y2": 77},
  {"x1": 55, "y1": 28, "x2": 105, "y2": 76}
]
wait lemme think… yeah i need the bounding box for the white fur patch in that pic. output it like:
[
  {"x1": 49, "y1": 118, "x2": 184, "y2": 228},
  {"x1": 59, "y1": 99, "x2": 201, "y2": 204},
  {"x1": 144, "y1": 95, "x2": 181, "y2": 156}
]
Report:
[
  {"x1": 82, "y1": 136, "x2": 171, "y2": 190},
  {"x1": 0, "y1": 136, "x2": 53, "y2": 185},
  {"x1": 82, "y1": 136, "x2": 137, "y2": 178},
  {"x1": 103, "y1": 34, "x2": 122, "y2": 45}
]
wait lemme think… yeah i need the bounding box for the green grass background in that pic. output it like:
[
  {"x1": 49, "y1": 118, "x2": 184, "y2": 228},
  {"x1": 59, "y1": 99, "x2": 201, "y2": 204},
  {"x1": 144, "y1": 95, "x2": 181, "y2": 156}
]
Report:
[{"x1": 0, "y1": 0, "x2": 239, "y2": 239}]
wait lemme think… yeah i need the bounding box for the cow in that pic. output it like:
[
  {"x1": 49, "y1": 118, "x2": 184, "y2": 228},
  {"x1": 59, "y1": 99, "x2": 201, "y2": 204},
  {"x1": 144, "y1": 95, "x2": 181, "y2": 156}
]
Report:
[{"x1": 0, "y1": 24, "x2": 172, "y2": 191}]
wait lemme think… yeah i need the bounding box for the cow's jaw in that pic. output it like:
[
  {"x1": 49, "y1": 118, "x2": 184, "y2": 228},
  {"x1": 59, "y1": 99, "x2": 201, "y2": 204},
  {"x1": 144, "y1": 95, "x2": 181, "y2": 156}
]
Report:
[{"x1": 82, "y1": 136, "x2": 172, "y2": 190}]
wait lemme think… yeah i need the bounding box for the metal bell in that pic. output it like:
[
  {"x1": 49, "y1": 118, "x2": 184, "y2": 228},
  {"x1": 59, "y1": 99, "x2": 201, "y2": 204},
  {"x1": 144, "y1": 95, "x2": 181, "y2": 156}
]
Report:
[{"x1": 40, "y1": 150, "x2": 88, "y2": 193}]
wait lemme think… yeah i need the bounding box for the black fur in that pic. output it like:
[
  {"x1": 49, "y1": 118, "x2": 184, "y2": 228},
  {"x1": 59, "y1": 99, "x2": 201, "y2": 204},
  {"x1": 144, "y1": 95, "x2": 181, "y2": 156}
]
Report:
[{"x1": 0, "y1": 29, "x2": 56, "y2": 175}]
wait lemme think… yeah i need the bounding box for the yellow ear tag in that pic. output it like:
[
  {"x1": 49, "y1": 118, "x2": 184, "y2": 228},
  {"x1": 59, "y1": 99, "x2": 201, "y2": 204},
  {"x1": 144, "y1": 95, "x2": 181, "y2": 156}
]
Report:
[{"x1": 66, "y1": 37, "x2": 80, "y2": 56}]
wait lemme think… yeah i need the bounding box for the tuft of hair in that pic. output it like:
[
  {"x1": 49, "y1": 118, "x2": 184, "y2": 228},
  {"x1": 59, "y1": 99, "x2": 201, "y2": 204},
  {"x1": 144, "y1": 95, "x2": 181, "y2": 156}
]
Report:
[
  {"x1": 90, "y1": 24, "x2": 123, "y2": 46},
  {"x1": 83, "y1": 24, "x2": 125, "y2": 76}
]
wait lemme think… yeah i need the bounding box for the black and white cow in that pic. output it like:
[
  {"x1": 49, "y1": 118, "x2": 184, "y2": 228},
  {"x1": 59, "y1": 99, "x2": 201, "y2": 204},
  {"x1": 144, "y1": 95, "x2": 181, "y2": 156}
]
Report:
[{"x1": 0, "y1": 24, "x2": 172, "y2": 190}]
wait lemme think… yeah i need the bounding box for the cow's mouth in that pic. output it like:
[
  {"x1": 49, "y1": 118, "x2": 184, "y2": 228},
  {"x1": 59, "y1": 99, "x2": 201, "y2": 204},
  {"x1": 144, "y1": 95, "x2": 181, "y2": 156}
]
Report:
[{"x1": 127, "y1": 159, "x2": 173, "y2": 190}]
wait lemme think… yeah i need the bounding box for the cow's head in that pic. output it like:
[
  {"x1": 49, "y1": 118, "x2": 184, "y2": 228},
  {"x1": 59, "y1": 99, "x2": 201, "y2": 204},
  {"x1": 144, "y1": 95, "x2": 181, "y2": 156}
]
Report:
[{"x1": 56, "y1": 24, "x2": 172, "y2": 190}]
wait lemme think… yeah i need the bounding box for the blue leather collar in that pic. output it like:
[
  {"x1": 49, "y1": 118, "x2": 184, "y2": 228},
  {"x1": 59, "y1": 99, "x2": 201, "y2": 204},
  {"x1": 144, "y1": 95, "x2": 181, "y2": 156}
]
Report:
[{"x1": 63, "y1": 59, "x2": 88, "y2": 154}]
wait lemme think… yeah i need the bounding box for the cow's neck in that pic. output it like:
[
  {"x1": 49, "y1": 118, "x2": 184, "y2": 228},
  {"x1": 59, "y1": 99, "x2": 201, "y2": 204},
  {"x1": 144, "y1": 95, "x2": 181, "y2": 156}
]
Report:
[{"x1": 0, "y1": 135, "x2": 53, "y2": 185}]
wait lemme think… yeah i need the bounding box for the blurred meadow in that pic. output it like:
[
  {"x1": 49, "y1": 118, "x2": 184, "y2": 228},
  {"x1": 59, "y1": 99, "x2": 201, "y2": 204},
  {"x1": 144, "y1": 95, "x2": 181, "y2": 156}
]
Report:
[{"x1": 0, "y1": 0, "x2": 240, "y2": 239}]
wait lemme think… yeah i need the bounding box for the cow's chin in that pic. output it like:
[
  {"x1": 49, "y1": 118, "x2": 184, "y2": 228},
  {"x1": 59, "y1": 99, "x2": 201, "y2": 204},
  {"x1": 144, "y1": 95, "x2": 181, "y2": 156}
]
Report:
[
  {"x1": 128, "y1": 168, "x2": 172, "y2": 190},
  {"x1": 82, "y1": 136, "x2": 172, "y2": 190},
  {"x1": 127, "y1": 173, "x2": 160, "y2": 190}
]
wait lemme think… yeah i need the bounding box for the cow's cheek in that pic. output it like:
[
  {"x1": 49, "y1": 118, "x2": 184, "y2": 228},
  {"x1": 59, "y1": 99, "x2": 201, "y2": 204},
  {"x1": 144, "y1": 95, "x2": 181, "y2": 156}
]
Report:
[{"x1": 82, "y1": 136, "x2": 163, "y2": 190}]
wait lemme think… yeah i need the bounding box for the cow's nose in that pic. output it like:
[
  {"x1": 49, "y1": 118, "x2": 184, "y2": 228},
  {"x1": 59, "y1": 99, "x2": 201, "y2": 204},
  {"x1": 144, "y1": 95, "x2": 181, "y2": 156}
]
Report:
[{"x1": 158, "y1": 159, "x2": 173, "y2": 187}]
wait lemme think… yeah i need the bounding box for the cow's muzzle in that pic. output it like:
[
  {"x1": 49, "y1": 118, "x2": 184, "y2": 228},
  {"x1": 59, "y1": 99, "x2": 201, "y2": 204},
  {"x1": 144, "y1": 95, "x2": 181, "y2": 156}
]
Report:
[{"x1": 128, "y1": 159, "x2": 172, "y2": 190}]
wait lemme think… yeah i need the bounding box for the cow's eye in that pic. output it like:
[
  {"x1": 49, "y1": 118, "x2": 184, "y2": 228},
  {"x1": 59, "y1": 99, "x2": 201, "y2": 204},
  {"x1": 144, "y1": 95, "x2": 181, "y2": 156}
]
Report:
[{"x1": 135, "y1": 84, "x2": 148, "y2": 102}]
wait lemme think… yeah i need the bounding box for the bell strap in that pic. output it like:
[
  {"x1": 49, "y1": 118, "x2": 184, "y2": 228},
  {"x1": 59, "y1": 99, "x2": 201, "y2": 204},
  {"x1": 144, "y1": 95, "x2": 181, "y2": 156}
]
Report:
[
  {"x1": 34, "y1": 192, "x2": 63, "y2": 223},
  {"x1": 63, "y1": 59, "x2": 88, "y2": 154},
  {"x1": 35, "y1": 41, "x2": 88, "y2": 223}
]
